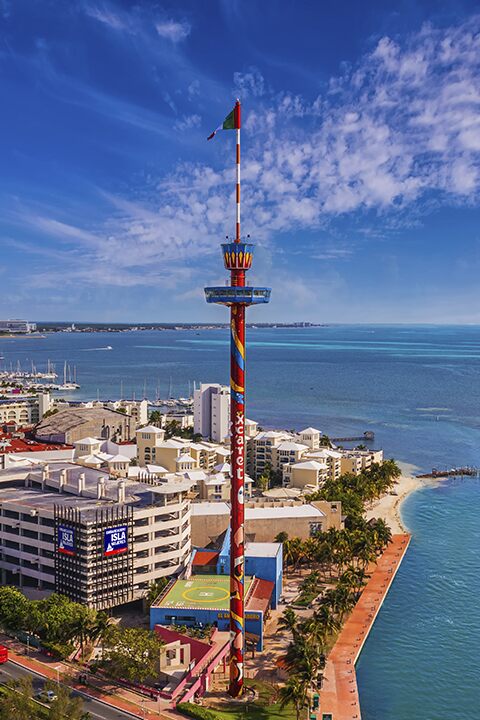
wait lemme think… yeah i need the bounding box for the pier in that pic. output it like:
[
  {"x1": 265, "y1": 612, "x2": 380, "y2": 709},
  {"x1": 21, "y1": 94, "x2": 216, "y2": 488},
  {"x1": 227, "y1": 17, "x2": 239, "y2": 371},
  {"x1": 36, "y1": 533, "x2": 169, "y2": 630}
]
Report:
[
  {"x1": 417, "y1": 466, "x2": 479, "y2": 478},
  {"x1": 319, "y1": 534, "x2": 411, "y2": 720},
  {"x1": 331, "y1": 431, "x2": 375, "y2": 443}
]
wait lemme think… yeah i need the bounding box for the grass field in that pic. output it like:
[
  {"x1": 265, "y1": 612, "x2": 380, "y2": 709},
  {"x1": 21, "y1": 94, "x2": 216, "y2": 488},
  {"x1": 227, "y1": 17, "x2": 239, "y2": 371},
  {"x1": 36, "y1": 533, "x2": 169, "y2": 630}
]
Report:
[
  {"x1": 180, "y1": 681, "x2": 297, "y2": 720},
  {"x1": 158, "y1": 575, "x2": 253, "y2": 610}
]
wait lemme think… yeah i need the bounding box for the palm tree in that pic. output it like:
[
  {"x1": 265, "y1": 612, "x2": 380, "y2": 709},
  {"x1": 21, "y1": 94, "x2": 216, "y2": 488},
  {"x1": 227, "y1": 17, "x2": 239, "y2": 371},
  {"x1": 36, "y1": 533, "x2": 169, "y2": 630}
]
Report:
[
  {"x1": 370, "y1": 518, "x2": 393, "y2": 551},
  {"x1": 88, "y1": 612, "x2": 112, "y2": 659},
  {"x1": 277, "y1": 607, "x2": 298, "y2": 637},
  {"x1": 339, "y1": 566, "x2": 370, "y2": 597},
  {"x1": 320, "y1": 585, "x2": 356, "y2": 622},
  {"x1": 309, "y1": 604, "x2": 341, "y2": 642},
  {"x1": 283, "y1": 537, "x2": 304, "y2": 573},
  {"x1": 71, "y1": 614, "x2": 94, "y2": 660},
  {"x1": 275, "y1": 531, "x2": 289, "y2": 544},
  {"x1": 278, "y1": 676, "x2": 309, "y2": 720},
  {"x1": 145, "y1": 578, "x2": 169, "y2": 608}
]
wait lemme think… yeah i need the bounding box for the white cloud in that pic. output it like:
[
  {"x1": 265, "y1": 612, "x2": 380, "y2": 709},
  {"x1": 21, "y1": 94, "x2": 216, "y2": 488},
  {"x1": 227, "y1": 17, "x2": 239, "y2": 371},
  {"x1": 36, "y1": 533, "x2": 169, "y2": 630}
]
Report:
[
  {"x1": 85, "y1": 4, "x2": 129, "y2": 31},
  {"x1": 155, "y1": 19, "x2": 191, "y2": 42},
  {"x1": 187, "y1": 80, "x2": 200, "y2": 99},
  {"x1": 173, "y1": 114, "x2": 201, "y2": 132},
  {"x1": 12, "y1": 14, "x2": 480, "y2": 294},
  {"x1": 234, "y1": 68, "x2": 266, "y2": 98}
]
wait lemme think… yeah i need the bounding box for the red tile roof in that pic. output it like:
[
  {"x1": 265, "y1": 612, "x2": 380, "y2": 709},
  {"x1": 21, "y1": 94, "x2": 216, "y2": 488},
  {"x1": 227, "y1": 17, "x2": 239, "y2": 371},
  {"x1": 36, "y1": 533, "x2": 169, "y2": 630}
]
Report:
[
  {"x1": 246, "y1": 578, "x2": 274, "y2": 613},
  {"x1": 192, "y1": 551, "x2": 219, "y2": 567},
  {"x1": 0, "y1": 434, "x2": 73, "y2": 455}
]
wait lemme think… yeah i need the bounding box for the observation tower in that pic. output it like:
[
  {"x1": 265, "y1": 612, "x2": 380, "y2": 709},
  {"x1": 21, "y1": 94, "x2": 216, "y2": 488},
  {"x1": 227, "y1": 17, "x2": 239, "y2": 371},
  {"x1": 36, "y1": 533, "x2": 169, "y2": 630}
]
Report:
[{"x1": 204, "y1": 100, "x2": 271, "y2": 697}]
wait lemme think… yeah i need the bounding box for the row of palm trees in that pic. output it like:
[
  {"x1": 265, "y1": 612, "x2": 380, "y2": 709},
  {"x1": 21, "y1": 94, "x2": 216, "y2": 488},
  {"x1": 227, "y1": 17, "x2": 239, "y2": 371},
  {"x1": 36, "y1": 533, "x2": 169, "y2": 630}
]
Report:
[
  {"x1": 273, "y1": 460, "x2": 400, "y2": 718},
  {"x1": 306, "y1": 459, "x2": 401, "y2": 525},
  {"x1": 278, "y1": 517, "x2": 392, "y2": 578},
  {"x1": 277, "y1": 565, "x2": 369, "y2": 719}
]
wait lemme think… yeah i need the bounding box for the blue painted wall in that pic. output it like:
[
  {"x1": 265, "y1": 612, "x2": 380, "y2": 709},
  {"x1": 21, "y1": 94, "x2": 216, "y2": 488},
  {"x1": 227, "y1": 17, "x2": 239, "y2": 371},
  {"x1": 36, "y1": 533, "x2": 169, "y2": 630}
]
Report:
[
  {"x1": 244, "y1": 548, "x2": 283, "y2": 609},
  {"x1": 150, "y1": 606, "x2": 265, "y2": 650},
  {"x1": 211, "y1": 529, "x2": 283, "y2": 609}
]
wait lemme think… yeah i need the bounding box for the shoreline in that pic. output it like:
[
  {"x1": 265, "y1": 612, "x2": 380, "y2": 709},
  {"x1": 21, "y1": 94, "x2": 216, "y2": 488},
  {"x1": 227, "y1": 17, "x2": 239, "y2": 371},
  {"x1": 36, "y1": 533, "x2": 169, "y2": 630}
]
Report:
[
  {"x1": 366, "y1": 461, "x2": 425, "y2": 533},
  {"x1": 319, "y1": 534, "x2": 411, "y2": 720}
]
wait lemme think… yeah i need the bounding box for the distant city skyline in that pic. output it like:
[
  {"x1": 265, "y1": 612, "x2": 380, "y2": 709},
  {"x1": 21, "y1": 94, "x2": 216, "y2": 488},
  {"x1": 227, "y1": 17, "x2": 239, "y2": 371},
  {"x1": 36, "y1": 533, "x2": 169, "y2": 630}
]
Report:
[{"x1": 1, "y1": 1, "x2": 480, "y2": 323}]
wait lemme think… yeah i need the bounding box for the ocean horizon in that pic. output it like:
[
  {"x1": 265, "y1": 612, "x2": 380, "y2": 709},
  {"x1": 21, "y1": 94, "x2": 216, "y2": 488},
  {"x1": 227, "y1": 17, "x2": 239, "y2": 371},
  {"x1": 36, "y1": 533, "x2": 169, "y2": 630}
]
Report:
[{"x1": 1, "y1": 323, "x2": 478, "y2": 717}]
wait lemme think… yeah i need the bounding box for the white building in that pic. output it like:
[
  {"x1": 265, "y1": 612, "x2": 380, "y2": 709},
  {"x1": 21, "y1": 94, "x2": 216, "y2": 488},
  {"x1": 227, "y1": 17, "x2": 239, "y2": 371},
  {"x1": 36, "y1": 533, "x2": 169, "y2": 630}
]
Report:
[
  {"x1": 193, "y1": 383, "x2": 230, "y2": 443},
  {"x1": 0, "y1": 462, "x2": 193, "y2": 609},
  {"x1": 0, "y1": 393, "x2": 51, "y2": 426},
  {"x1": 0, "y1": 319, "x2": 36, "y2": 333}
]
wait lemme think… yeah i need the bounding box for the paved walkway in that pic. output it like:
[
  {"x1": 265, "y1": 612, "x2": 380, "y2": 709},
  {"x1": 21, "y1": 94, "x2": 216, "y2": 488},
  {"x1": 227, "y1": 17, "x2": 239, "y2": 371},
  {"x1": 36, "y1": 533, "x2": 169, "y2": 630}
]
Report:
[
  {"x1": 1, "y1": 640, "x2": 180, "y2": 719},
  {"x1": 319, "y1": 534, "x2": 411, "y2": 720}
]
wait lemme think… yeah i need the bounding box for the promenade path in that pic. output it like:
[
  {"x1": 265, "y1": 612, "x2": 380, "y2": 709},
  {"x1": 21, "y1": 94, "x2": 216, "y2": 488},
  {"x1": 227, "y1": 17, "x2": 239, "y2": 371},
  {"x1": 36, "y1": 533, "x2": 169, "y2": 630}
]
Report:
[{"x1": 319, "y1": 533, "x2": 411, "y2": 720}]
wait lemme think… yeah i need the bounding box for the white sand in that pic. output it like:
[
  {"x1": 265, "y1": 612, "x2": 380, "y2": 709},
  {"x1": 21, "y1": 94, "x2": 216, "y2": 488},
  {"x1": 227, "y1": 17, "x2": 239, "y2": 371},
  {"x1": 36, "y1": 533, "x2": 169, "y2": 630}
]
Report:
[{"x1": 366, "y1": 461, "x2": 425, "y2": 533}]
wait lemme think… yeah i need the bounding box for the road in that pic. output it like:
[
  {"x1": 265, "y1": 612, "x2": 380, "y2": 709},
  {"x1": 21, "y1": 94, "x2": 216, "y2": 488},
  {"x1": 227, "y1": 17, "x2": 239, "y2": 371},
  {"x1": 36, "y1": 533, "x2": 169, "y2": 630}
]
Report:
[{"x1": 0, "y1": 660, "x2": 138, "y2": 720}]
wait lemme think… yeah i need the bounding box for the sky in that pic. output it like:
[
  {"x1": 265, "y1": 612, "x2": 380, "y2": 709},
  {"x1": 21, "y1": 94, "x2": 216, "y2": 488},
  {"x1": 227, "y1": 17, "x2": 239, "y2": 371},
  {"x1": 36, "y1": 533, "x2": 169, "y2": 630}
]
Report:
[{"x1": 1, "y1": 0, "x2": 480, "y2": 323}]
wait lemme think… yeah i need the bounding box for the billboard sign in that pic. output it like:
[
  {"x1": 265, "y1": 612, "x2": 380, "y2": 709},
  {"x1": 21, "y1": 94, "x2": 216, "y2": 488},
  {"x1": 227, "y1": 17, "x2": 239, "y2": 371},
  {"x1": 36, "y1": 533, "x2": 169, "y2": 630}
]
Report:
[
  {"x1": 104, "y1": 525, "x2": 128, "y2": 557},
  {"x1": 58, "y1": 525, "x2": 75, "y2": 556}
]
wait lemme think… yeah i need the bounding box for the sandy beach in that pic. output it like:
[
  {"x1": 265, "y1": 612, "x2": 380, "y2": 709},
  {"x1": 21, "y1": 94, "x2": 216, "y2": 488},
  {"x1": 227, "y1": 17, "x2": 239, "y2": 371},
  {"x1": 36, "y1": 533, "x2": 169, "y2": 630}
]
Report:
[{"x1": 366, "y1": 461, "x2": 425, "y2": 533}]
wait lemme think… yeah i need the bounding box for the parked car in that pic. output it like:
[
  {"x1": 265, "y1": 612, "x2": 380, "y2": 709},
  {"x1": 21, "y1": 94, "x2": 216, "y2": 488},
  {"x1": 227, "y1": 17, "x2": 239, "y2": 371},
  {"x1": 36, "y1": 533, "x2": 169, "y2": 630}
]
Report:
[{"x1": 36, "y1": 690, "x2": 57, "y2": 703}]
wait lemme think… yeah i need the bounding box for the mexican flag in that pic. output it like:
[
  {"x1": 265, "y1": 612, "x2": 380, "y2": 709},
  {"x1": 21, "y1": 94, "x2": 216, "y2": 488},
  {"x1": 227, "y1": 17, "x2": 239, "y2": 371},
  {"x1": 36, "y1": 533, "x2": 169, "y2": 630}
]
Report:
[{"x1": 207, "y1": 102, "x2": 241, "y2": 140}]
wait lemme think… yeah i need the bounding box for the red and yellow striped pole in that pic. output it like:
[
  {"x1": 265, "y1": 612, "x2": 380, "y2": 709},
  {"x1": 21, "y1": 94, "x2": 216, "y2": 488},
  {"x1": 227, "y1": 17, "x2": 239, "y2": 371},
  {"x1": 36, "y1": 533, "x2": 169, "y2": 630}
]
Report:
[{"x1": 229, "y1": 99, "x2": 245, "y2": 698}]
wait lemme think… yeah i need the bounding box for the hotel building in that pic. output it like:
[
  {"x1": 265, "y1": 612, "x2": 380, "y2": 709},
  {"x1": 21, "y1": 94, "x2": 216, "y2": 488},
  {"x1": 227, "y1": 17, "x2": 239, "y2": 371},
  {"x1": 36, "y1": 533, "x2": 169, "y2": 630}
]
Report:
[
  {"x1": 0, "y1": 462, "x2": 193, "y2": 609},
  {"x1": 193, "y1": 383, "x2": 230, "y2": 443}
]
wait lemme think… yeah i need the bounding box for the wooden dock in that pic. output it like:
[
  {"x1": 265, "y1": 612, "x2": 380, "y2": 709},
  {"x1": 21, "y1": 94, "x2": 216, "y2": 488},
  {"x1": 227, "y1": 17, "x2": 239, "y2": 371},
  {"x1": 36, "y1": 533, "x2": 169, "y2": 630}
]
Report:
[
  {"x1": 319, "y1": 534, "x2": 411, "y2": 720},
  {"x1": 331, "y1": 431, "x2": 375, "y2": 443}
]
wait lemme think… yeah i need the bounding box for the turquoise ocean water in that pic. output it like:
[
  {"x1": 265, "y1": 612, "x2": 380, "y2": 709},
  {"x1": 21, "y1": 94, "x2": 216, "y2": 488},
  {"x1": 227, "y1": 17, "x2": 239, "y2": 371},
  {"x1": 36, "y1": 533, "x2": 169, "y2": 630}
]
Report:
[{"x1": 1, "y1": 324, "x2": 479, "y2": 716}]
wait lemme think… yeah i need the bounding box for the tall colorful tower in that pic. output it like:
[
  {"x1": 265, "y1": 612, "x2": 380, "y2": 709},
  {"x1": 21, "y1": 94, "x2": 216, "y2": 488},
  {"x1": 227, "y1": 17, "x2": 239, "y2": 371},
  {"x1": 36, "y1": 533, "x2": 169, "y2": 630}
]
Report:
[{"x1": 205, "y1": 100, "x2": 271, "y2": 697}]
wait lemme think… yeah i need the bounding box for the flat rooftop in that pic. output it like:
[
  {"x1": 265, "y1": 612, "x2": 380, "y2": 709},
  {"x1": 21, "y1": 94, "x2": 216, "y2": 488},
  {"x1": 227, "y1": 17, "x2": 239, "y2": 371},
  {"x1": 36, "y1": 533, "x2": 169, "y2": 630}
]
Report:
[
  {"x1": 0, "y1": 461, "x2": 194, "y2": 519},
  {"x1": 155, "y1": 575, "x2": 253, "y2": 612},
  {"x1": 191, "y1": 502, "x2": 326, "y2": 519},
  {"x1": 245, "y1": 542, "x2": 281, "y2": 558}
]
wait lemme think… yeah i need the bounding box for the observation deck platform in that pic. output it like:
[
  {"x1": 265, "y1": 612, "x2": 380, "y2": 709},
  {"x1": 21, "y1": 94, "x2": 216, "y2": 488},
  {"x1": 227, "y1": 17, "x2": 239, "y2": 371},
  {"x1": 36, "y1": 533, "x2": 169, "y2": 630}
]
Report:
[{"x1": 204, "y1": 286, "x2": 271, "y2": 306}]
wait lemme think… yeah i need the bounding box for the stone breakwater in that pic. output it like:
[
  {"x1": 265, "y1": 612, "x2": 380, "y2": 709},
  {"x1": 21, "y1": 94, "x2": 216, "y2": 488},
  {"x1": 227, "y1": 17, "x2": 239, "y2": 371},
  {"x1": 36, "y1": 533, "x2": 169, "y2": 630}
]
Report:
[{"x1": 319, "y1": 534, "x2": 411, "y2": 720}]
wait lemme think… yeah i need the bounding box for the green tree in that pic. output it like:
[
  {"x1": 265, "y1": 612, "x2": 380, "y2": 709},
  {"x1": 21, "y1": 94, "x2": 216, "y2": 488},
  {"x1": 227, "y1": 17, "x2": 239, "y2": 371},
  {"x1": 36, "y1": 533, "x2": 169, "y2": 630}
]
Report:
[
  {"x1": 277, "y1": 607, "x2": 298, "y2": 637},
  {"x1": 164, "y1": 420, "x2": 181, "y2": 439},
  {"x1": 148, "y1": 411, "x2": 162, "y2": 424},
  {"x1": 255, "y1": 473, "x2": 269, "y2": 491},
  {"x1": 101, "y1": 626, "x2": 163, "y2": 683},
  {"x1": 70, "y1": 609, "x2": 99, "y2": 659},
  {"x1": 278, "y1": 676, "x2": 309, "y2": 720},
  {"x1": 45, "y1": 680, "x2": 86, "y2": 720},
  {"x1": 0, "y1": 677, "x2": 39, "y2": 720},
  {"x1": 0, "y1": 586, "x2": 30, "y2": 631},
  {"x1": 145, "y1": 578, "x2": 169, "y2": 608},
  {"x1": 274, "y1": 531, "x2": 289, "y2": 544}
]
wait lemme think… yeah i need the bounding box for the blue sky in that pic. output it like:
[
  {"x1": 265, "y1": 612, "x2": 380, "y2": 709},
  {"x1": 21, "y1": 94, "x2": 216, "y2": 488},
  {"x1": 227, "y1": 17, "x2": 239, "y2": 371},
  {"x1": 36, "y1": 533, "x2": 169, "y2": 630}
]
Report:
[{"x1": 1, "y1": 0, "x2": 480, "y2": 323}]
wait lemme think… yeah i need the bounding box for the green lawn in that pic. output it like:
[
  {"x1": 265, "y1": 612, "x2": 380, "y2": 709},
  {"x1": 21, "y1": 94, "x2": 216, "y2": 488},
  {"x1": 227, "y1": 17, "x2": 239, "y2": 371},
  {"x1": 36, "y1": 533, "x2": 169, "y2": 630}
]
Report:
[
  {"x1": 200, "y1": 681, "x2": 297, "y2": 720},
  {"x1": 210, "y1": 703, "x2": 296, "y2": 719}
]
